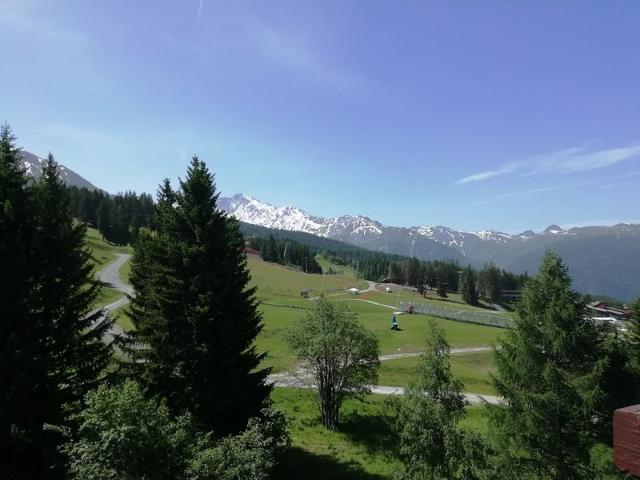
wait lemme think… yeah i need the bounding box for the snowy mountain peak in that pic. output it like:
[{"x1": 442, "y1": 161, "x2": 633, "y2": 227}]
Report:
[
  {"x1": 219, "y1": 193, "x2": 387, "y2": 239},
  {"x1": 471, "y1": 230, "x2": 513, "y2": 242},
  {"x1": 543, "y1": 224, "x2": 565, "y2": 235},
  {"x1": 218, "y1": 194, "x2": 325, "y2": 234},
  {"x1": 20, "y1": 150, "x2": 101, "y2": 190}
]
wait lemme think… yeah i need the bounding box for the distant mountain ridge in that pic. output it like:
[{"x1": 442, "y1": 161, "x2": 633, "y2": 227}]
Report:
[
  {"x1": 20, "y1": 150, "x2": 101, "y2": 191},
  {"x1": 219, "y1": 193, "x2": 640, "y2": 301}
]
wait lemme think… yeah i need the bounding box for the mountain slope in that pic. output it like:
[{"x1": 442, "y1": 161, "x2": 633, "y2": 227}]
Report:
[
  {"x1": 20, "y1": 150, "x2": 101, "y2": 190},
  {"x1": 509, "y1": 235, "x2": 640, "y2": 301},
  {"x1": 219, "y1": 194, "x2": 465, "y2": 263},
  {"x1": 221, "y1": 193, "x2": 640, "y2": 300}
]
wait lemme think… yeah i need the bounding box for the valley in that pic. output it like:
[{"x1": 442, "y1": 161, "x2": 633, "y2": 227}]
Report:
[{"x1": 88, "y1": 228, "x2": 502, "y2": 477}]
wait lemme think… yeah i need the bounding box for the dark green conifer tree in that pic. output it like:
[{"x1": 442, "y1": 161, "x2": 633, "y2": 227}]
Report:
[
  {"x1": 1, "y1": 129, "x2": 112, "y2": 479},
  {"x1": 129, "y1": 158, "x2": 270, "y2": 437},
  {"x1": 266, "y1": 234, "x2": 278, "y2": 263},
  {"x1": 460, "y1": 265, "x2": 479, "y2": 306},
  {"x1": 490, "y1": 252, "x2": 607, "y2": 479},
  {"x1": 0, "y1": 124, "x2": 41, "y2": 478}
]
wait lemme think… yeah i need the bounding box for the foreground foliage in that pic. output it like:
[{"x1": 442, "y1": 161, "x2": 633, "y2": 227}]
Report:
[
  {"x1": 63, "y1": 381, "x2": 289, "y2": 480},
  {"x1": 394, "y1": 321, "x2": 492, "y2": 480}
]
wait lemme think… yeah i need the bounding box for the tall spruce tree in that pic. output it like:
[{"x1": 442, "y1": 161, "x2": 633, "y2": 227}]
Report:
[
  {"x1": 32, "y1": 155, "x2": 113, "y2": 474},
  {"x1": 0, "y1": 124, "x2": 41, "y2": 478},
  {"x1": 129, "y1": 157, "x2": 270, "y2": 436},
  {"x1": 0, "y1": 129, "x2": 112, "y2": 478},
  {"x1": 490, "y1": 252, "x2": 607, "y2": 479}
]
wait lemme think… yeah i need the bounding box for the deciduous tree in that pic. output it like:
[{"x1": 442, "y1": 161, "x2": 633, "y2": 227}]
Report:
[{"x1": 286, "y1": 298, "x2": 380, "y2": 429}]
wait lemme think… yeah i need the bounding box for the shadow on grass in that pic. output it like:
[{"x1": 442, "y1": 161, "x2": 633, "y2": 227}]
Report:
[
  {"x1": 339, "y1": 410, "x2": 397, "y2": 457},
  {"x1": 274, "y1": 447, "x2": 388, "y2": 480}
]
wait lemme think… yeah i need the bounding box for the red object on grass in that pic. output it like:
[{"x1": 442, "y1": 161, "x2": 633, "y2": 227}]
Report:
[{"x1": 614, "y1": 404, "x2": 640, "y2": 475}]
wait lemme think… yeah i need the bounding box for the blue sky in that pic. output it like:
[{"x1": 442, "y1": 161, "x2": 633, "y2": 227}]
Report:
[{"x1": 1, "y1": 0, "x2": 638, "y2": 233}]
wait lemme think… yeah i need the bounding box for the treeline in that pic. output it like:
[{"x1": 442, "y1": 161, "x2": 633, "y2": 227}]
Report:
[
  {"x1": 67, "y1": 186, "x2": 154, "y2": 245},
  {"x1": 1, "y1": 128, "x2": 286, "y2": 479},
  {"x1": 459, "y1": 261, "x2": 529, "y2": 305},
  {"x1": 242, "y1": 223, "x2": 529, "y2": 304},
  {"x1": 247, "y1": 234, "x2": 322, "y2": 273},
  {"x1": 241, "y1": 224, "x2": 464, "y2": 288}
]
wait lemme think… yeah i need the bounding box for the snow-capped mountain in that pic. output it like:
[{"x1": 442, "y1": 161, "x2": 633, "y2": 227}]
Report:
[
  {"x1": 218, "y1": 194, "x2": 465, "y2": 261},
  {"x1": 218, "y1": 194, "x2": 385, "y2": 239},
  {"x1": 221, "y1": 193, "x2": 640, "y2": 300},
  {"x1": 20, "y1": 150, "x2": 101, "y2": 191},
  {"x1": 218, "y1": 194, "x2": 568, "y2": 258}
]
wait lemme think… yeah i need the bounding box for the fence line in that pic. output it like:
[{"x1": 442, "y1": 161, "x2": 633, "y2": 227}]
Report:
[{"x1": 399, "y1": 302, "x2": 513, "y2": 329}]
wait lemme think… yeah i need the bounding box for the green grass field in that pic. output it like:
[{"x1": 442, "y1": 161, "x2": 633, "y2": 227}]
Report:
[
  {"x1": 248, "y1": 256, "x2": 369, "y2": 302},
  {"x1": 272, "y1": 388, "x2": 401, "y2": 479},
  {"x1": 378, "y1": 351, "x2": 496, "y2": 395},
  {"x1": 247, "y1": 258, "x2": 503, "y2": 376},
  {"x1": 272, "y1": 387, "x2": 490, "y2": 479},
  {"x1": 315, "y1": 255, "x2": 357, "y2": 276},
  {"x1": 256, "y1": 298, "x2": 502, "y2": 373}
]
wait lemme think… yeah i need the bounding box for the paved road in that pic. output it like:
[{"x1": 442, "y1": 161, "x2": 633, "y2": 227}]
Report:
[
  {"x1": 93, "y1": 253, "x2": 132, "y2": 343},
  {"x1": 267, "y1": 372, "x2": 501, "y2": 405},
  {"x1": 379, "y1": 346, "x2": 492, "y2": 361}
]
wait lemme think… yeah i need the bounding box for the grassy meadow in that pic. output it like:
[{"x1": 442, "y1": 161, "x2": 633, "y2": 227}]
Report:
[
  {"x1": 85, "y1": 236, "x2": 503, "y2": 478},
  {"x1": 378, "y1": 351, "x2": 496, "y2": 395},
  {"x1": 272, "y1": 387, "x2": 492, "y2": 479}
]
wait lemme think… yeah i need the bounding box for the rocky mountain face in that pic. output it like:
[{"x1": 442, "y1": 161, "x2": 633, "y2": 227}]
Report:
[
  {"x1": 220, "y1": 193, "x2": 640, "y2": 300},
  {"x1": 20, "y1": 150, "x2": 101, "y2": 191}
]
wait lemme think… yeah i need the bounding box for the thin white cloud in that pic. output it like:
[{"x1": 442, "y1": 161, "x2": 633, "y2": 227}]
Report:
[
  {"x1": 474, "y1": 186, "x2": 557, "y2": 206},
  {"x1": 600, "y1": 181, "x2": 636, "y2": 189},
  {"x1": 456, "y1": 144, "x2": 640, "y2": 185},
  {"x1": 196, "y1": 0, "x2": 204, "y2": 24},
  {"x1": 458, "y1": 165, "x2": 516, "y2": 184}
]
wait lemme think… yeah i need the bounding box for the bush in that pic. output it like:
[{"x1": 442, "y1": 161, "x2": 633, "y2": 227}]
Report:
[{"x1": 63, "y1": 381, "x2": 289, "y2": 480}]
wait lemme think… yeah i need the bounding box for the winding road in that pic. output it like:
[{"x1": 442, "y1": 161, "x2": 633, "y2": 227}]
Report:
[{"x1": 94, "y1": 253, "x2": 132, "y2": 342}]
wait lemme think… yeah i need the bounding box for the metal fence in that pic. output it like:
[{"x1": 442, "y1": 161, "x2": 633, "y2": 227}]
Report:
[{"x1": 399, "y1": 301, "x2": 513, "y2": 329}]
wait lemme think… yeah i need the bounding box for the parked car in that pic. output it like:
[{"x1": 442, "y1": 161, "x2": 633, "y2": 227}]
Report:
[{"x1": 386, "y1": 287, "x2": 392, "y2": 293}]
